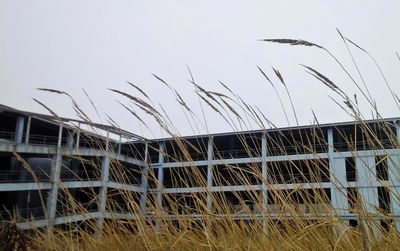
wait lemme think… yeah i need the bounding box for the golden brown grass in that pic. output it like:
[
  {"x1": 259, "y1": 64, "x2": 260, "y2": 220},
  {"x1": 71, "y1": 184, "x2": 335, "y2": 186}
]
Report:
[{"x1": 5, "y1": 32, "x2": 400, "y2": 250}]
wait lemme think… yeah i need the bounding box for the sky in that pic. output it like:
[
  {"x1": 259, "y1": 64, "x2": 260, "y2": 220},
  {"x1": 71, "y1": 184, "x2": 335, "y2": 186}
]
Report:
[{"x1": 1, "y1": 1, "x2": 400, "y2": 139}]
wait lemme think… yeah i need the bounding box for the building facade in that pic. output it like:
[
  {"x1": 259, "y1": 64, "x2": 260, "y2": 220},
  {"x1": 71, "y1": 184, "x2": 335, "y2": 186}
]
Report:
[{"x1": 0, "y1": 104, "x2": 399, "y2": 231}]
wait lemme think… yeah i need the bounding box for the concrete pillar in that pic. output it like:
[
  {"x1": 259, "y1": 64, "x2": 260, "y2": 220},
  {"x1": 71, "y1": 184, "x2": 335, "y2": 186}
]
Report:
[
  {"x1": 46, "y1": 124, "x2": 63, "y2": 227},
  {"x1": 388, "y1": 120, "x2": 400, "y2": 177},
  {"x1": 57, "y1": 124, "x2": 63, "y2": 148},
  {"x1": 388, "y1": 153, "x2": 400, "y2": 231},
  {"x1": 46, "y1": 153, "x2": 62, "y2": 226},
  {"x1": 327, "y1": 128, "x2": 335, "y2": 187},
  {"x1": 393, "y1": 120, "x2": 400, "y2": 225},
  {"x1": 140, "y1": 142, "x2": 149, "y2": 215},
  {"x1": 394, "y1": 120, "x2": 400, "y2": 185},
  {"x1": 328, "y1": 128, "x2": 348, "y2": 216},
  {"x1": 25, "y1": 116, "x2": 31, "y2": 144},
  {"x1": 357, "y1": 156, "x2": 375, "y2": 187},
  {"x1": 206, "y1": 136, "x2": 214, "y2": 210},
  {"x1": 388, "y1": 154, "x2": 400, "y2": 187},
  {"x1": 356, "y1": 156, "x2": 379, "y2": 216},
  {"x1": 330, "y1": 158, "x2": 349, "y2": 213},
  {"x1": 97, "y1": 156, "x2": 110, "y2": 234},
  {"x1": 387, "y1": 124, "x2": 400, "y2": 232},
  {"x1": 391, "y1": 119, "x2": 400, "y2": 228},
  {"x1": 261, "y1": 132, "x2": 268, "y2": 207},
  {"x1": 356, "y1": 156, "x2": 378, "y2": 234},
  {"x1": 157, "y1": 143, "x2": 165, "y2": 209},
  {"x1": 75, "y1": 123, "x2": 80, "y2": 149},
  {"x1": 261, "y1": 132, "x2": 268, "y2": 233},
  {"x1": 66, "y1": 131, "x2": 74, "y2": 148},
  {"x1": 118, "y1": 134, "x2": 122, "y2": 155},
  {"x1": 15, "y1": 157, "x2": 27, "y2": 207},
  {"x1": 14, "y1": 116, "x2": 25, "y2": 144},
  {"x1": 105, "y1": 130, "x2": 110, "y2": 152}
]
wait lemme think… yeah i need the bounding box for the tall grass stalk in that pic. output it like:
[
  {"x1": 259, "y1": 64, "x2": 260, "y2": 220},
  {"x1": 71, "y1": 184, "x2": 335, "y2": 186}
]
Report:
[{"x1": 4, "y1": 35, "x2": 400, "y2": 250}]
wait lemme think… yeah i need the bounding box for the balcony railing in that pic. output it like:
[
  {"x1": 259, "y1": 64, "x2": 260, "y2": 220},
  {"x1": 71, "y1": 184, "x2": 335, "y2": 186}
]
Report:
[
  {"x1": 162, "y1": 177, "x2": 207, "y2": 188},
  {"x1": 59, "y1": 170, "x2": 99, "y2": 181},
  {"x1": 0, "y1": 170, "x2": 101, "y2": 183},
  {"x1": 0, "y1": 130, "x2": 144, "y2": 160},
  {"x1": 214, "y1": 149, "x2": 261, "y2": 159},
  {"x1": 56, "y1": 202, "x2": 98, "y2": 216},
  {"x1": 0, "y1": 131, "x2": 15, "y2": 141},
  {"x1": 0, "y1": 207, "x2": 46, "y2": 221},
  {"x1": 0, "y1": 170, "x2": 50, "y2": 183},
  {"x1": 28, "y1": 134, "x2": 60, "y2": 146},
  {"x1": 334, "y1": 139, "x2": 394, "y2": 151},
  {"x1": 213, "y1": 175, "x2": 260, "y2": 186},
  {"x1": 268, "y1": 173, "x2": 330, "y2": 184},
  {"x1": 268, "y1": 143, "x2": 328, "y2": 155},
  {"x1": 266, "y1": 203, "x2": 328, "y2": 214}
]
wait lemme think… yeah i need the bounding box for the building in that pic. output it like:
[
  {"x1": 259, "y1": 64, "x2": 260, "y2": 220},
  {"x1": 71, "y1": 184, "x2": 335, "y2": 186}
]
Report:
[{"x1": 0, "y1": 104, "x2": 399, "y2": 231}]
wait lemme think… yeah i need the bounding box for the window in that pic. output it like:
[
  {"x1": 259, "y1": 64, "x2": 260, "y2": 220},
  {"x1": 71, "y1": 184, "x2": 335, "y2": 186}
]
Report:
[
  {"x1": 347, "y1": 187, "x2": 359, "y2": 210},
  {"x1": 377, "y1": 186, "x2": 391, "y2": 214},
  {"x1": 349, "y1": 219, "x2": 358, "y2": 228},
  {"x1": 345, "y1": 157, "x2": 356, "y2": 182},
  {"x1": 381, "y1": 219, "x2": 393, "y2": 232},
  {"x1": 376, "y1": 156, "x2": 389, "y2": 181}
]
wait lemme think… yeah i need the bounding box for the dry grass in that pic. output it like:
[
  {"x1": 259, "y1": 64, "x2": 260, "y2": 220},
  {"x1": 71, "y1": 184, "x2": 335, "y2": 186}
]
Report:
[{"x1": 4, "y1": 33, "x2": 400, "y2": 250}]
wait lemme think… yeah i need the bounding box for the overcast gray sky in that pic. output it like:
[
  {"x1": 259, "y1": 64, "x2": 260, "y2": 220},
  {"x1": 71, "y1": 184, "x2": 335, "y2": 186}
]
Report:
[{"x1": 1, "y1": 1, "x2": 399, "y2": 138}]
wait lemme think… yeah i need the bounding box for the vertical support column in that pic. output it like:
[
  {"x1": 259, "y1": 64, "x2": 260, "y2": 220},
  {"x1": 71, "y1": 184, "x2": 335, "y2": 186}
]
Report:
[
  {"x1": 392, "y1": 120, "x2": 400, "y2": 231},
  {"x1": 46, "y1": 123, "x2": 63, "y2": 228},
  {"x1": 57, "y1": 123, "x2": 63, "y2": 148},
  {"x1": 206, "y1": 136, "x2": 214, "y2": 210},
  {"x1": 328, "y1": 128, "x2": 335, "y2": 190},
  {"x1": 261, "y1": 132, "x2": 268, "y2": 233},
  {"x1": 97, "y1": 155, "x2": 110, "y2": 235},
  {"x1": 46, "y1": 153, "x2": 62, "y2": 226},
  {"x1": 66, "y1": 131, "x2": 74, "y2": 148},
  {"x1": 327, "y1": 128, "x2": 334, "y2": 160},
  {"x1": 391, "y1": 120, "x2": 400, "y2": 185},
  {"x1": 261, "y1": 132, "x2": 268, "y2": 207},
  {"x1": 358, "y1": 157, "x2": 378, "y2": 214},
  {"x1": 14, "y1": 116, "x2": 25, "y2": 144},
  {"x1": 118, "y1": 134, "x2": 122, "y2": 155},
  {"x1": 25, "y1": 116, "x2": 31, "y2": 144},
  {"x1": 75, "y1": 123, "x2": 80, "y2": 150},
  {"x1": 328, "y1": 127, "x2": 347, "y2": 217},
  {"x1": 390, "y1": 153, "x2": 400, "y2": 232},
  {"x1": 140, "y1": 142, "x2": 149, "y2": 215},
  {"x1": 105, "y1": 130, "x2": 110, "y2": 152},
  {"x1": 157, "y1": 143, "x2": 165, "y2": 209},
  {"x1": 328, "y1": 128, "x2": 339, "y2": 211}
]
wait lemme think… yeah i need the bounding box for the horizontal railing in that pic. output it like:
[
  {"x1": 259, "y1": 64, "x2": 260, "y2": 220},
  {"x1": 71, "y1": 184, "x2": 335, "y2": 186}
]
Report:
[
  {"x1": 268, "y1": 173, "x2": 330, "y2": 184},
  {"x1": 0, "y1": 170, "x2": 50, "y2": 183},
  {"x1": 28, "y1": 133, "x2": 60, "y2": 146},
  {"x1": 60, "y1": 170, "x2": 100, "y2": 181},
  {"x1": 162, "y1": 177, "x2": 207, "y2": 188},
  {"x1": 268, "y1": 143, "x2": 328, "y2": 155},
  {"x1": 0, "y1": 170, "x2": 101, "y2": 183},
  {"x1": 266, "y1": 203, "x2": 329, "y2": 214},
  {"x1": 213, "y1": 172, "x2": 260, "y2": 185},
  {"x1": 1, "y1": 130, "x2": 397, "y2": 161},
  {"x1": 334, "y1": 139, "x2": 395, "y2": 150},
  {"x1": 0, "y1": 131, "x2": 15, "y2": 141},
  {"x1": 163, "y1": 152, "x2": 207, "y2": 162},
  {"x1": 0, "y1": 203, "x2": 99, "y2": 221},
  {"x1": 56, "y1": 202, "x2": 98, "y2": 216},
  {"x1": 0, "y1": 130, "x2": 146, "y2": 161},
  {"x1": 0, "y1": 206, "x2": 46, "y2": 221},
  {"x1": 214, "y1": 149, "x2": 261, "y2": 159}
]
